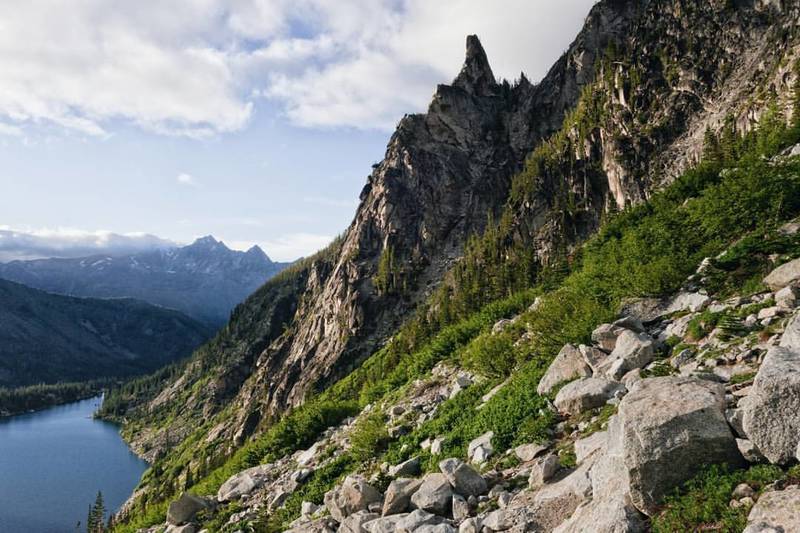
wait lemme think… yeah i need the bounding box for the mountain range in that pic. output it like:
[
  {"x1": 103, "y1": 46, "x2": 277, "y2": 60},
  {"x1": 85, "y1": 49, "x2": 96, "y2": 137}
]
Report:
[{"x1": 0, "y1": 235, "x2": 290, "y2": 327}]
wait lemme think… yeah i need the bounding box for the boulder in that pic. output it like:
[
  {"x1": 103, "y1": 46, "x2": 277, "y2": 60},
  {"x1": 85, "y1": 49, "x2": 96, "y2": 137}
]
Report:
[
  {"x1": 301, "y1": 501, "x2": 321, "y2": 517},
  {"x1": 467, "y1": 431, "x2": 494, "y2": 464},
  {"x1": 590, "y1": 324, "x2": 623, "y2": 352},
  {"x1": 553, "y1": 496, "x2": 646, "y2": 533},
  {"x1": 528, "y1": 453, "x2": 560, "y2": 488},
  {"x1": 382, "y1": 477, "x2": 422, "y2": 516},
  {"x1": 288, "y1": 517, "x2": 339, "y2": 533},
  {"x1": 388, "y1": 456, "x2": 420, "y2": 478},
  {"x1": 537, "y1": 344, "x2": 592, "y2": 395},
  {"x1": 613, "y1": 316, "x2": 645, "y2": 333},
  {"x1": 396, "y1": 509, "x2": 444, "y2": 531},
  {"x1": 439, "y1": 458, "x2": 487, "y2": 496},
  {"x1": 745, "y1": 486, "x2": 800, "y2": 531},
  {"x1": 482, "y1": 509, "x2": 510, "y2": 531},
  {"x1": 410, "y1": 473, "x2": 453, "y2": 516},
  {"x1": 216, "y1": 464, "x2": 271, "y2": 502},
  {"x1": 167, "y1": 493, "x2": 213, "y2": 526},
  {"x1": 611, "y1": 376, "x2": 742, "y2": 515},
  {"x1": 514, "y1": 442, "x2": 549, "y2": 462},
  {"x1": 737, "y1": 438, "x2": 766, "y2": 463},
  {"x1": 339, "y1": 510, "x2": 380, "y2": 533},
  {"x1": 742, "y1": 347, "x2": 800, "y2": 464},
  {"x1": 764, "y1": 258, "x2": 800, "y2": 290},
  {"x1": 781, "y1": 311, "x2": 800, "y2": 350},
  {"x1": 574, "y1": 431, "x2": 607, "y2": 464},
  {"x1": 597, "y1": 331, "x2": 654, "y2": 380},
  {"x1": 579, "y1": 344, "x2": 611, "y2": 374},
  {"x1": 452, "y1": 493, "x2": 470, "y2": 522},
  {"x1": 415, "y1": 525, "x2": 456, "y2": 533},
  {"x1": 165, "y1": 525, "x2": 196, "y2": 533},
  {"x1": 776, "y1": 286, "x2": 798, "y2": 308},
  {"x1": 458, "y1": 517, "x2": 482, "y2": 533},
  {"x1": 665, "y1": 292, "x2": 710, "y2": 314},
  {"x1": 363, "y1": 514, "x2": 408, "y2": 533},
  {"x1": 553, "y1": 377, "x2": 625, "y2": 415},
  {"x1": 324, "y1": 475, "x2": 382, "y2": 522}
]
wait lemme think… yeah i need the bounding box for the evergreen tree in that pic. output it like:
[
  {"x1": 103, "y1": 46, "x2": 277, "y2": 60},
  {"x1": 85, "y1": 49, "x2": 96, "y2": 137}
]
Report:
[
  {"x1": 87, "y1": 491, "x2": 105, "y2": 533},
  {"x1": 701, "y1": 126, "x2": 722, "y2": 165}
]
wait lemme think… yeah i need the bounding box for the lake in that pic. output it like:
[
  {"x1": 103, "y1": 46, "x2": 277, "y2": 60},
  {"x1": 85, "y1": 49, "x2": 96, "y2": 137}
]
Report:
[{"x1": 0, "y1": 395, "x2": 148, "y2": 532}]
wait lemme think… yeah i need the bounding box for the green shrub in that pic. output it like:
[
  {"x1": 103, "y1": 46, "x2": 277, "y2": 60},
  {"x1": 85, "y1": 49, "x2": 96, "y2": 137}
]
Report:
[{"x1": 462, "y1": 332, "x2": 516, "y2": 378}]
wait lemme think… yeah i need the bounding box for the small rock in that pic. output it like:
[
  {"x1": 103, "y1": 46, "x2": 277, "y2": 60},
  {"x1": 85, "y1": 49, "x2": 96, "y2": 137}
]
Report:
[
  {"x1": 467, "y1": 431, "x2": 494, "y2": 464},
  {"x1": 452, "y1": 493, "x2": 470, "y2": 522},
  {"x1": 301, "y1": 501, "x2": 321, "y2": 517},
  {"x1": 733, "y1": 483, "x2": 755, "y2": 499},
  {"x1": 528, "y1": 453, "x2": 560, "y2": 488},
  {"x1": 430, "y1": 437, "x2": 445, "y2": 455}
]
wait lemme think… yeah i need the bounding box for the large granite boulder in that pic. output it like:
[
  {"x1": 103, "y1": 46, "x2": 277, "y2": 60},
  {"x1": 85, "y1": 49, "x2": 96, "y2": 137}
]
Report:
[
  {"x1": 612, "y1": 376, "x2": 742, "y2": 515},
  {"x1": 382, "y1": 478, "x2": 422, "y2": 516},
  {"x1": 324, "y1": 475, "x2": 382, "y2": 522},
  {"x1": 764, "y1": 258, "x2": 800, "y2": 290},
  {"x1": 742, "y1": 346, "x2": 800, "y2": 464},
  {"x1": 439, "y1": 458, "x2": 487, "y2": 496},
  {"x1": 410, "y1": 473, "x2": 453, "y2": 516},
  {"x1": 537, "y1": 344, "x2": 592, "y2": 395},
  {"x1": 167, "y1": 493, "x2": 213, "y2": 525},
  {"x1": 744, "y1": 486, "x2": 800, "y2": 532},
  {"x1": 553, "y1": 377, "x2": 625, "y2": 415},
  {"x1": 597, "y1": 330, "x2": 654, "y2": 380},
  {"x1": 216, "y1": 464, "x2": 272, "y2": 502}
]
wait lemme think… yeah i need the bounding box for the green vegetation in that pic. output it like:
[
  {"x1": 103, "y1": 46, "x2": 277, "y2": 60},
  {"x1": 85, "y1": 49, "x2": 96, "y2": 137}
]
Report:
[{"x1": 652, "y1": 464, "x2": 800, "y2": 532}]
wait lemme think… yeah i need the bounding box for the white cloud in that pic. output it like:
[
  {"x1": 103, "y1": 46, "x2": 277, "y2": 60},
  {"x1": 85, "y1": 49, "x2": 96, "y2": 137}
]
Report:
[
  {"x1": 0, "y1": 226, "x2": 177, "y2": 262},
  {"x1": 177, "y1": 173, "x2": 198, "y2": 186},
  {"x1": 230, "y1": 232, "x2": 334, "y2": 262},
  {"x1": 0, "y1": 1, "x2": 596, "y2": 136}
]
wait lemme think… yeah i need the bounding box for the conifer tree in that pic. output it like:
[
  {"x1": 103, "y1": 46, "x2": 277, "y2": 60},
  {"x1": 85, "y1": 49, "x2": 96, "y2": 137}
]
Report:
[{"x1": 87, "y1": 491, "x2": 105, "y2": 533}]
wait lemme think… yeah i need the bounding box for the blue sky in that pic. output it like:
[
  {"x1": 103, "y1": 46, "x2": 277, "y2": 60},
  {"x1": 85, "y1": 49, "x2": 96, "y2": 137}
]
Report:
[{"x1": 0, "y1": 0, "x2": 595, "y2": 262}]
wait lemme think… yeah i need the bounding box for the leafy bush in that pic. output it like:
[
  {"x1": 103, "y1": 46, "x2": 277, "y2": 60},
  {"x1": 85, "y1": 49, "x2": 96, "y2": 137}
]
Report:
[
  {"x1": 462, "y1": 332, "x2": 516, "y2": 378},
  {"x1": 652, "y1": 464, "x2": 786, "y2": 533}
]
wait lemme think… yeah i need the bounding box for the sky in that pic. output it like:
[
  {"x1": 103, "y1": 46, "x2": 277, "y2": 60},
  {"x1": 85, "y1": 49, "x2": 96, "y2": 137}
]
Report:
[{"x1": 0, "y1": 0, "x2": 596, "y2": 262}]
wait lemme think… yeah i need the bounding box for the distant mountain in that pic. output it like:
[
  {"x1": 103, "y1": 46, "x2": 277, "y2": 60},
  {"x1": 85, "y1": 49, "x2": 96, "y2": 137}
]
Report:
[
  {"x1": 0, "y1": 236, "x2": 290, "y2": 327},
  {"x1": 0, "y1": 278, "x2": 212, "y2": 388}
]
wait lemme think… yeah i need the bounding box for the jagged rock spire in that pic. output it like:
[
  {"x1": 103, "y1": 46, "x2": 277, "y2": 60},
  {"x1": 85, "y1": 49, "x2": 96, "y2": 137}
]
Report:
[{"x1": 453, "y1": 35, "x2": 497, "y2": 95}]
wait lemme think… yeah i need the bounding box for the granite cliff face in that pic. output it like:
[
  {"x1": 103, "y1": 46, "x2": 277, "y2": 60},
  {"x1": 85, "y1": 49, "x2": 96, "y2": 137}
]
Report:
[{"x1": 108, "y1": 0, "x2": 800, "y2": 525}]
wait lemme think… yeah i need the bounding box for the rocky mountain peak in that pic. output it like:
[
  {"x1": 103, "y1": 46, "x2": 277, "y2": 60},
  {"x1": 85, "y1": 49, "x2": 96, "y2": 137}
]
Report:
[
  {"x1": 244, "y1": 244, "x2": 270, "y2": 263},
  {"x1": 189, "y1": 235, "x2": 226, "y2": 251},
  {"x1": 452, "y1": 35, "x2": 497, "y2": 95}
]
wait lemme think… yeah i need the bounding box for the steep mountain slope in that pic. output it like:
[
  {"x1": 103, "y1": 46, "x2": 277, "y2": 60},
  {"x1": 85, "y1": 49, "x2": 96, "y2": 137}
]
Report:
[
  {"x1": 0, "y1": 236, "x2": 288, "y2": 327},
  {"x1": 104, "y1": 1, "x2": 800, "y2": 530},
  {"x1": 0, "y1": 278, "x2": 212, "y2": 387}
]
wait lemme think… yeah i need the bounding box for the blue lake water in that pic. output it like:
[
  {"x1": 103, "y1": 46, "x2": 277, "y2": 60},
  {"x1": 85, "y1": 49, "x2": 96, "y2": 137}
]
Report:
[{"x1": 0, "y1": 395, "x2": 148, "y2": 532}]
